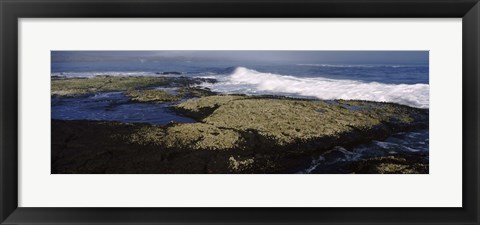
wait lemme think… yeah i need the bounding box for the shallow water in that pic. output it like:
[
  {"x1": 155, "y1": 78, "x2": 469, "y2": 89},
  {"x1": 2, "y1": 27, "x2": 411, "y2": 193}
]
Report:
[
  {"x1": 300, "y1": 129, "x2": 429, "y2": 174},
  {"x1": 51, "y1": 92, "x2": 196, "y2": 124}
]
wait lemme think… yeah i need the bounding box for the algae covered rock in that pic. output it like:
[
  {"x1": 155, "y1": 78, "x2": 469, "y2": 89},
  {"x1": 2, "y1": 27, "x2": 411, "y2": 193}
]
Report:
[
  {"x1": 164, "y1": 123, "x2": 242, "y2": 150},
  {"x1": 51, "y1": 76, "x2": 173, "y2": 96},
  {"x1": 51, "y1": 76, "x2": 218, "y2": 97},
  {"x1": 228, "y1": 156, "x2": 255, "y2": 173},
  {"x1": 119, "y1": 126, "x2": 166, "y2": 146},
  {"x1": 349, "y1": 155, "x2": 428, "y2": 174},
  {"x1": 167, "y1": 95, "x2": 428, "y2": 173},
  {"x1": 51, "y1": 94, "x2": 429, "y2": 174},
  {"x1": 126, "y1": 87, "x2": 215, "y2": 103},
  {"x1": 126, "y1": 89, "x2": 181, "y2": 102},
  {"x1": 177, "y1": 96, "x2": 428, "y2": 147},
  {"x1": 175, "y1": 95, "x2": 248, "y2": 119}
]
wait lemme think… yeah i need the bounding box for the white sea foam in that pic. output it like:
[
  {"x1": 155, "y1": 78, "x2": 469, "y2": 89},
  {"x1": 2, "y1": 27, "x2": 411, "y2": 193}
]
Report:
[
  {"x1": 203, "y1": 67, "x2": 429, "y2": 108},
  {"x1": 301, "y1": 156, "x2": 325, "y2": 174},
  {"x1": 90, "y1": 92, "x2": 122, "y2": 99},
  {"x1": 374, "y1": 141, "x2": 397, "y2": 149}
]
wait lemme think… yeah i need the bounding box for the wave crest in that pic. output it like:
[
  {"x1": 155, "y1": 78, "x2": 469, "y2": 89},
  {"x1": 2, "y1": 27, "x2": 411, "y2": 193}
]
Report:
[{"x1": 207, "y1": 67, "x2": 429, "y2": 108}]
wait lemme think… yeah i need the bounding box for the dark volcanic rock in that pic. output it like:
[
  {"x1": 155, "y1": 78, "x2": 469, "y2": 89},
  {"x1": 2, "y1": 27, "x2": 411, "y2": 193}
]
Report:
[
  {"x1": 348, "y1": 154, "x2": 429, "y2": 174},
  {"x1": 51, "y1": 120, "x2": 219, "y2": 174}
]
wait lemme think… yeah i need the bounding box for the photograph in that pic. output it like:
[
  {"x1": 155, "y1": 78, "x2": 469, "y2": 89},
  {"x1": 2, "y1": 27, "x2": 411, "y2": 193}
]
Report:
[
  {"x1": 51, "y1": 50, "x2": 429, "y2": 174},
  {"x1": 3, "y1": 0, "x2": 478, "y2": 223}
]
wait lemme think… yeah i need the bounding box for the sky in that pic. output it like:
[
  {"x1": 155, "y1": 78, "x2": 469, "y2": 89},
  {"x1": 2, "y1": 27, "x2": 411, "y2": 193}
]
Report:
[{"x1": 52, "y1": 51, "x2": 429, "y2": 65}]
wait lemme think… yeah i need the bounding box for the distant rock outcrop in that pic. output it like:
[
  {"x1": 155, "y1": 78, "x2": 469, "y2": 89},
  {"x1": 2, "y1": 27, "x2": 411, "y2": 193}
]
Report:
[{"x1": 161, "y1": 71, "x2": 182, "y2": 75}]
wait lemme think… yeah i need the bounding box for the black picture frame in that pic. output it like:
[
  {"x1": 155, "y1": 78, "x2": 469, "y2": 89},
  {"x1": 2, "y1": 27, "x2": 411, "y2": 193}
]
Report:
[{"x1": 1, "y1": 0, "x2": 479, "y2": 224}]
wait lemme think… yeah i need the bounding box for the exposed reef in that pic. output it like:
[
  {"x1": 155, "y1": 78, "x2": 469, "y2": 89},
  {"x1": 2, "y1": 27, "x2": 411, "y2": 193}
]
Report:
[
  {"x1": 179, "y1": 97, "x2": 426, "y2": 146},
  {"x1": 349, "y1": 155, "x2": 429, "y2": 174},
  {"x1": 52, "y1": 94, "x2": 428, "y2": 174},
  {"x1": 126, "y1": 89, "x2": 182, "y2": 103},
  {"x1": 51, "y1": 76, "x2": 216, "y2": 97},
  {"x1": 125, "y1": 87, "x2": 215, "y2": 103}
]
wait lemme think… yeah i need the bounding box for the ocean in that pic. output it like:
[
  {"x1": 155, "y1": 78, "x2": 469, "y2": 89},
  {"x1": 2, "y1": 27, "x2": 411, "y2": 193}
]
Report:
[
  {"x1": 52, "y1": 60, "x2": 429, "y2": 108},
  {"x1": 51, "y1": 59, "x2": 429, "y2": 173}
]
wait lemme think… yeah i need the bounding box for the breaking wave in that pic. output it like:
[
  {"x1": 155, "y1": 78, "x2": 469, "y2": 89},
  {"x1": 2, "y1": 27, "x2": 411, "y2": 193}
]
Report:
[{"x1": 203, "y1": 67, "x2": 429, "y2": 108}]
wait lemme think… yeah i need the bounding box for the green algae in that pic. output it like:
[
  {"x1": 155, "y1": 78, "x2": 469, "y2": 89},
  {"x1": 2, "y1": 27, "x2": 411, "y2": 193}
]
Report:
[
  {"x1": 164, "y1": 123, "x2": 242, "y2": 150},
  {"x1": 187, "y1": 96, "x2": 425, "y2": 145},
  {"x1": 176, "y1": 95, "x2": 248, "y2": 113},
  {"x1": 126, "y1": 89, "x2": 181, "y2": 102},
  {"x1": 228, "y1": 156, "x2": 255, "y2": 172},
  {"x1": 350, "y1": 155, "x2": 428, "y2": 174},
  {"x1": 125, "y1": 87, "x2": 215, "y2": 103},
  {"x1": 51, "y1": 76, "x2": 173, "y2": 96},
  {"x1": 107, "y1": 122, "x2": 166, "y2": 146},
  {"x1": 113, "y1": 122, "x2": 242, "y2": 150},
  {"x1": 124, "y1": 126, "x2": 166, "y2": 146},
  {"x1": 174, "y1": 95, "x2": 249, "y2": 120}
]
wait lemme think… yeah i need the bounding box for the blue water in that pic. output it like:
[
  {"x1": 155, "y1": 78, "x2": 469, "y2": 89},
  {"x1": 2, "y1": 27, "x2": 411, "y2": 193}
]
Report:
[
  {"x1": 52, "y1": 60, "x2": 430, "y2": 107},
  {"x1": 51, "y1": 92, "x2": 196, "y2": 124},
  {"x1": 300, "y1": 129, "x2": 429, "y2": 174},
  {"x1": 52, "y1": 60, "x2": 428, "y2": 84}
]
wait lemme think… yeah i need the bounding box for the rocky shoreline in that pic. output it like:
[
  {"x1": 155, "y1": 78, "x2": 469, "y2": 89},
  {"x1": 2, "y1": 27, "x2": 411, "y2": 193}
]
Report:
[{"x1": 51, "y1": 76, "x2": 429, "y2": 174}]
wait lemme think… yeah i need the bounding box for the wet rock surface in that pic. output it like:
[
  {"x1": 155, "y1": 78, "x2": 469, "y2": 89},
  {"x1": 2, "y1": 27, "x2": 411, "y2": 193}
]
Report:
[{"x1": 349, "y1": 155, "x2": 428, "y2": 174}]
